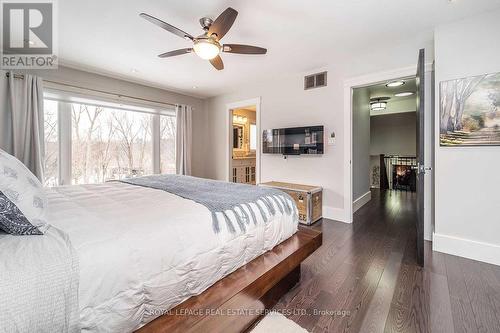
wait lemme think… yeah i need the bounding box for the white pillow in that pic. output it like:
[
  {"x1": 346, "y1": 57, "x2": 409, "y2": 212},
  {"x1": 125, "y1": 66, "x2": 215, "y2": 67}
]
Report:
[{"x1": 0, "y1": 149, "x2": 49, "y2": 235}]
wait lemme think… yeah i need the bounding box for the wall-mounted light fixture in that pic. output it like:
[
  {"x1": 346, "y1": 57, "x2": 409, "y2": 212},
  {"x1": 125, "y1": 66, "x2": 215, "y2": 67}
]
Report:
[{"x1": 233, "y1": 115, "x2": 248, "y2": 123}]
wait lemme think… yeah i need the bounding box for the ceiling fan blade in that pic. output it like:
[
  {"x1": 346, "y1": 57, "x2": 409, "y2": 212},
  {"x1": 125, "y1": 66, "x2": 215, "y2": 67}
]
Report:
[
  {"x1": 140, "y1": 13, "x2": 194, "y2": 40},
  {"x1": 208, "y1": 7, "x2": 238, "y2": 40},
  {"x1": 158, "y1": 48, "x2": 193, "y2": 58},
  {"x1": 209, "y1": 55, "x2": 224, "y2": 70},
  {"x1": 223, "y1": 44, "x2": 267, "y2": 55}
]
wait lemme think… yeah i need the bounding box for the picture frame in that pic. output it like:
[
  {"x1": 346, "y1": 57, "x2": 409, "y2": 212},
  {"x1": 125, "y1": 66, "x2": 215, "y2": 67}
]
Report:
[{"x1": 440, "y1": 72, "x2": 500, "y2": 146}]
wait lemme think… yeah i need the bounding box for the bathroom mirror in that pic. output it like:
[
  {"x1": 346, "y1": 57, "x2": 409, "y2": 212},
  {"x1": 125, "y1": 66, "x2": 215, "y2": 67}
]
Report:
[{"x1": 233, "y1": 125, "x2": 244, "y2": 149}]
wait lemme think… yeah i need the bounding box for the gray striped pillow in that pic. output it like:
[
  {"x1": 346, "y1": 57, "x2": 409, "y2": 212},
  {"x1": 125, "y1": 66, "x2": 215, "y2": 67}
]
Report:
[
  {"x1": 0, "y1": 149, "x2": 49, "y2": 235},
  {"x1": 0, "y1": 191, "x2": 42, "y2": 235}
]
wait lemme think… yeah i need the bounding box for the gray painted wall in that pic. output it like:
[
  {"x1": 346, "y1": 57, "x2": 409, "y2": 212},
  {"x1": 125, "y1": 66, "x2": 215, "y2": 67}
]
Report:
[
  {"x1": 370, "y1": 112, "x2": 416, "y2": 156},
  {"x1": 0, "y1": 66, "x2": 208, "y2": 178},
  {"x1": 352, "y1": 87, "x2": 371, "y2": 201}
]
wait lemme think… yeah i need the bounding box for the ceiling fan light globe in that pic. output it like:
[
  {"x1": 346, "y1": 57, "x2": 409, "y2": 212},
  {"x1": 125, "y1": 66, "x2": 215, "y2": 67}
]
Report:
[{"x1": 193, "y1": 40, "x2": 220, "y2": 60}]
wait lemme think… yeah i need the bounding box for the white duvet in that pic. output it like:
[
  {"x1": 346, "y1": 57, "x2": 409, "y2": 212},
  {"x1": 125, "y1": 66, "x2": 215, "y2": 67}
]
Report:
[{"x1": 46, "y1": 181, "x2": 298, "y2": 332}]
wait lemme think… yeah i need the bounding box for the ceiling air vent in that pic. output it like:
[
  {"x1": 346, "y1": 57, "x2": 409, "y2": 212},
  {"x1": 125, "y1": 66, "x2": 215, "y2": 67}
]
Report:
[{"x1": 304, "y1": 71, "x2": 327, "y2": 90}]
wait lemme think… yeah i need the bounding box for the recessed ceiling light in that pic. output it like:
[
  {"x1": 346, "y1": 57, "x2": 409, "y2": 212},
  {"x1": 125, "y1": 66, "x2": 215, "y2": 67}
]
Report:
[
  {"x1": 130, "y1": 68, "x2": 139, "y2": 73},
  {"x1": 386, "y1": 80, "x2": 405, "y2": 88},
  {"x1": 395, "y1": 92, "x2": 414, "y2": 97},
  {"x1": 192, "y1": 86, "x2": 198, "y2": 89}
]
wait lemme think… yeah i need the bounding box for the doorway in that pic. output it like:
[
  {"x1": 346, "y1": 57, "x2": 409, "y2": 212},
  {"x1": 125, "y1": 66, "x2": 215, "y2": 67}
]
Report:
[
  {"x1": 226, "y1": 98, "x2": 261, "y2": 185},
  {"x1": 357, "y1": 76, "x2": 418, "y2": 198},
  {"x1": 346, "y1": 49, "x2": 430, "y2": 266}
]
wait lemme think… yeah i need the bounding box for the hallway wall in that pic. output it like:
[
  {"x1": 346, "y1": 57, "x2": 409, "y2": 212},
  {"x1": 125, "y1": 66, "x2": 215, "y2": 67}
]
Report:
[
  {"x1": 370, "y1": 112, "x2": 417, "y2": 156},
  {"x1": 352, "y1": 87, "x2": 371, "y2": 201}
]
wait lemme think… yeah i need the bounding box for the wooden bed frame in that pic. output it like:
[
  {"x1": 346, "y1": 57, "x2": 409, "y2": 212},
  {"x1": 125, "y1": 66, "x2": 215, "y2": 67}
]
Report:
[{"x1": 136, "y1": 226, "x2": 322, "y2": 333}]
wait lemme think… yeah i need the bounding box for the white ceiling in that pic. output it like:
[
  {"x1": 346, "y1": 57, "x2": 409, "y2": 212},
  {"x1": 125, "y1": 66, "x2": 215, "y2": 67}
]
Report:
[
  {"x1": 58, "y1": 0, "x2": 500, "y2": 98},
  {"x1": 368, "y1": 78, "x2": 417, "y2": 101}
]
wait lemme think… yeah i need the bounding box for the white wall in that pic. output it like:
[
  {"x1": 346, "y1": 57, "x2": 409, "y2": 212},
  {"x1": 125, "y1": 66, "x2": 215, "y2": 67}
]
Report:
[
  {"x1": 370, "y1": 112, "x2": 416, "y2": 156},
  {"x1": 207, "y1": 72, "x2": 347, "y2": 220},
  {"x1": 352, "y1": 88, "x2": 371, "y2": 201},
  {"x1": 0, "y1": 66, "x2": 208, "y2": 178},
  {"x1": 433, "y1": 9, "x2": 500, "y2": 265},
  {"x1": 206, "y1": 37, "x2": 434, "y2": 222}
]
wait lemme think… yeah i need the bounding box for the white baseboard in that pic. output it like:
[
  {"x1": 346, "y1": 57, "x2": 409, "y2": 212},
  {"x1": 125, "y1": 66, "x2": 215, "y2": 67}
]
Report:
[
  {"x1": 353, "y1": 191, "x2": 371, "y2": 213},
  {"x1": 433, "y1": 233, "x2": 500, "y2": 266},
  {"x1": 323, "y1": 206, "x2": 350, "y2": 223}
]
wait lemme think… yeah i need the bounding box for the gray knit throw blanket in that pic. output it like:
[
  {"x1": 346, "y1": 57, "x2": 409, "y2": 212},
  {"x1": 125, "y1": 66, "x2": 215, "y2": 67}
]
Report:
[{"x1": 121, "y1": 174, "x2": 298, "y2": 234}]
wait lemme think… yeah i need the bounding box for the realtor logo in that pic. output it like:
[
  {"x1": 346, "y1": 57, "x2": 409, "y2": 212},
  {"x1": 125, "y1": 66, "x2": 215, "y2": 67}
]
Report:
[{"x1": 1, "y1": 0, "x2": 57, "y2": 69}]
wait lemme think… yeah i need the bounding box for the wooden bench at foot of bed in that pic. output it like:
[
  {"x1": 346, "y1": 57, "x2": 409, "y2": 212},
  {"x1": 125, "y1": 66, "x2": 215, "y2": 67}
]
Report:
[{"x1": 136, "y1": 226, "x2": 322, "y2": 333}]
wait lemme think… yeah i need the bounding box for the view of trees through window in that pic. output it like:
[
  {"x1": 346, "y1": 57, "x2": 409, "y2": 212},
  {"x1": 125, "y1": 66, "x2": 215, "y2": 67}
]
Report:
[
  {"x1": 43, "y1": 99, "x2": 176, "y2": 186},
  {"x1": 43, "y1": 100, "x2": 59, "y2": 186},
  {"x1": 160, "y1": 115, "x2": 176, "y2": 174},
  {"x1": 71, "y1": 103, "x2": 154, "y2": 184}
]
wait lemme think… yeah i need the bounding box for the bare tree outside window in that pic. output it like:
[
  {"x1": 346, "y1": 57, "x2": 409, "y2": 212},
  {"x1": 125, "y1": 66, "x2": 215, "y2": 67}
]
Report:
[
  {"x1": 43, "y1": 100, "x2": 58, "y2": 186},
  {"x1": 111, "y1": 110, "x2": 153, "y2": 181},
  {"x1": 42, "y1": 99, "x2": 173, "y2": 186},
  {"x1": 71, "y1": 103, "x2": 154, "y2": 184},
  {"x1": 160, "y1": 115, "x2": 176, "y2": 174}
]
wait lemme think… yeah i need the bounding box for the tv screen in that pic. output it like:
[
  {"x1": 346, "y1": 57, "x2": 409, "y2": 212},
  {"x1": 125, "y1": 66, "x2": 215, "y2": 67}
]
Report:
[{"x1": 263, "y1": 126, "x2": 324, "y2": 155}]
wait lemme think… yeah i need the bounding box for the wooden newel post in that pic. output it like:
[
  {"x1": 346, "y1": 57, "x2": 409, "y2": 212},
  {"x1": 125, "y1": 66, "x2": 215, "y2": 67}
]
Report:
[{"x1": 380, "y1": 154, "x2": 389, "y2": 191}]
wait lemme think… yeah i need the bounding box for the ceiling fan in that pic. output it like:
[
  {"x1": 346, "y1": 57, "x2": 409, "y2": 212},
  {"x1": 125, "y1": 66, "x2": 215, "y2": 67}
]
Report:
[{"x1": 140, "y1": 7, "x2": 267, "y2": 71}]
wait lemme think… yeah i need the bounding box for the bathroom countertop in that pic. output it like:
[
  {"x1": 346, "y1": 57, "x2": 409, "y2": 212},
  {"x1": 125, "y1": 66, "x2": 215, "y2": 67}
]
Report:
[{"x1": 232, "y1": 156, "x2": 256, "y2": 160}]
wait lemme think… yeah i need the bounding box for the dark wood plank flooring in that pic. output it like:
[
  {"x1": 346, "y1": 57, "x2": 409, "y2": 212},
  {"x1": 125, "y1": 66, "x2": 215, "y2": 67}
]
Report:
[{"x1": 273, "y1": 189, "x2": 500, "y2": 333}]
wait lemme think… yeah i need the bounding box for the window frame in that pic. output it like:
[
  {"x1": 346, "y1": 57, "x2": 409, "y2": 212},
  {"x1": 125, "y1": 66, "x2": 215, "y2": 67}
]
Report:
[{"x1": 43, "y1": 87, "x2": 176, "y2": 186}]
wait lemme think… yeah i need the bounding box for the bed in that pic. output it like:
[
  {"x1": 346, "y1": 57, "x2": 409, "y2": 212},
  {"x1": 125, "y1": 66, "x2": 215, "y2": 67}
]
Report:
[{"x1": 0, "y1": 174, "x2": 321, "y2": 332}]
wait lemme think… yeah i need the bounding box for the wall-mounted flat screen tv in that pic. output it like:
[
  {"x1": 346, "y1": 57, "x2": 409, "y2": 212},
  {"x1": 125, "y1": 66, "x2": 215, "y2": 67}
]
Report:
[{"x1": 262, "y1": 126, "x2": 324, "y2": 155}]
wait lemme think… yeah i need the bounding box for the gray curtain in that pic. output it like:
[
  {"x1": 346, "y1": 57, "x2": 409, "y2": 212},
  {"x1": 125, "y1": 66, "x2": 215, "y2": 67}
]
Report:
[
  {"x1": 7, "y1": 73, "x2": 45, "y2": 180},
  {"x1": 175, "y1": 104, "x2": 192, "y2": 176}
]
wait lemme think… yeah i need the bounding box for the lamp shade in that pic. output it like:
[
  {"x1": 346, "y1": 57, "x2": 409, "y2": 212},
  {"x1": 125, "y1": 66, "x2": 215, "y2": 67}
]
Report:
[{"x1": 193, "y1": 39, "x2": 220, "y2": 60}]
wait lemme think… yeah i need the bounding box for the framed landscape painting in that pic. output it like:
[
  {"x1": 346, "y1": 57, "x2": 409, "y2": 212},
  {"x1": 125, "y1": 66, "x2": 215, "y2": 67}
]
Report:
[{"x1": 440, "y1": 72, "x2": 500, "y2": 146}]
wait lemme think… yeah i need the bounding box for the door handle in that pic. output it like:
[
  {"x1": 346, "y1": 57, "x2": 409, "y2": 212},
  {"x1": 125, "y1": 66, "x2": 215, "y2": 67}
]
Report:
[{"x1": 412, "y1": 164, "x2": 432, "y2": 173}]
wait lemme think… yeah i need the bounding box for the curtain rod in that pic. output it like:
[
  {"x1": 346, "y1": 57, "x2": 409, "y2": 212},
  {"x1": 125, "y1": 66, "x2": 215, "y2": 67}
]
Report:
[{"x1": 5, "y1": 72, "x2": 178, "y2": 108}]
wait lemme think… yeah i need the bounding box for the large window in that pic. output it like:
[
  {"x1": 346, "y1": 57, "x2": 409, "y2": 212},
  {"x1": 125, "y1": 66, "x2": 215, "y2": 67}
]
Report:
[{"x1": 43, "y1": 95, "x2": 176, "y2": 186}]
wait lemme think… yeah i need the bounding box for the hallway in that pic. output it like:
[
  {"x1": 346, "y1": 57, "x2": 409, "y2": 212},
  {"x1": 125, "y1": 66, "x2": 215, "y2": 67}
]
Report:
[{"x1": 274, "y1": 190, "x2": 500, "y2": 332}]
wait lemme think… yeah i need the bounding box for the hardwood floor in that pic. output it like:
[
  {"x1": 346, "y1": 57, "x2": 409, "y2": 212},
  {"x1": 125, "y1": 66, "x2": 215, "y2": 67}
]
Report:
[{"x1": 273, "y1": 189, "x2": 500, "y2": 333}]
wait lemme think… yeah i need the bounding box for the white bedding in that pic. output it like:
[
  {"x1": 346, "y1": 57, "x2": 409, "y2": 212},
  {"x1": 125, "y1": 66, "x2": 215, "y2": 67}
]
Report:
[
  {"x1": 0, "y1": 227, "x2": 79, "y2": 333},
  {"x1": 46, "y1": 181, "x2": 298, "y2": 332}
]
